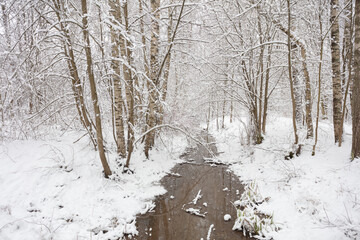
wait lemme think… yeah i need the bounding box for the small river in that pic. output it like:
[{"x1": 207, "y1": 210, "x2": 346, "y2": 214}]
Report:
[{"x1": 129, "y1": 132, "x2": 252, "y2": 239}]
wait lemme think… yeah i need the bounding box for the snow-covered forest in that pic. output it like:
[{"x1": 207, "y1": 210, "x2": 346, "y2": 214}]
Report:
[{"x1": 1, "y1": 0, "x2": 360, "y2": 239}]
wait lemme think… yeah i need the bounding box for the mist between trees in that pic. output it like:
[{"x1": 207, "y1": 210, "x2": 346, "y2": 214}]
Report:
[{"x1": 1, "y1": 0, "x2": 359, "y2": 176}]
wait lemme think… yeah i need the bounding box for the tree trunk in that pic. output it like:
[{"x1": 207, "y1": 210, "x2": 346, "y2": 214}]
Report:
[
  {"x1": 242, "y1": 59, "x2": 262, "y2": 144},
  {"x1": 321, "y1": 96, "x2": 328, "y2": 119},
  {"x1": 144, "y1": 0, "x2": 160, "y2": 158},
  {"x1": 287, "y1": 0, "x2": 299, "y2": 145},
  {"x1": 122, "y1": 1, "x2": 135, "y2": 168},
  {"x1": 159, "y1": 6, "x2": 174, "y2": 125},
  {"x1": 109, "y1": 0, "x2": 126, "y2": 158},
  {"x1": 292, "y1": 64, "x2": 303, "y2": 125},
  {"x1": 257, "y1": 14, "x2": 264, "y2": 137},
  {"x1": 262, "y1": 42, "x2": 272, "y2": 134},
  {"x1": 342, "y1": 3, "x2": 352, "y2": 94},
  {"x1": 139, "y1": 0, "x2": 150, "y2": 78},
  {"x1": 1, "y1": 0, "x2": 10, "y2": 50},
  {"x1": 352, "y1": 0, "x2": 360, "y2": 159},
  {"x1": 97, "y1": 4, "x2": 116, "y2": 146},
  {"x1": 290, "y1": 14, "x2": 303, "y2": 126},
  {"x1": 138, "y1": 0, "x2": 149, "y2": 145},
  {"x1": 339, "y1": 2, "x2": 354, "y2": 147},
  {"x1": 81, "y1": 0, "x2": 112, "y2": 177},
  {"x1": 331, "y1": 0, "x2": 343, "y2": 143},
  {"x1": 313, "y1": 3, "x2": 324, "y2": 156},
  {"x1": 301, "y1": 46, "x2": 314, "y2": 138},
  {"x1": 230, "y1": 99, "x2": 233, "y2": 123}
]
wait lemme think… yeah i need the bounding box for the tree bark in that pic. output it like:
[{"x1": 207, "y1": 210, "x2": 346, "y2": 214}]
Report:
[
  {"x1": 352, "y1": 0, "x2": 360, "y2": 159},
  {"x1": 313, "y1": 3, "x2": 325, "y2": 156},
  {"x1": 342, "y1": 3, "x2": 352, "y2": 94},
  {"x1": 139, "y1": 0, "x2": 150, "y2": 78},
  {"x1": 1, "y1": 0, "x2": 10, "y2": 50},
  {"x1": 331, "y1": 0, "x2": 344, "y2": 143},
  {"x1": 109, "y1": 0, "x2": 126, "y2": 158},
  {"x1": 257, "y1": 13, "x2": 264, "y2": 137},
  {"x1": 321, "y1": 96, "x2": 328, "y2": 119},
  {"x1": 144, "y1": 0, "x2": 160, "y2": 158},
  {"x1": 262, "y1": 41, "x2": 272, "y2": 134},
  {"x1": 291, "y1": 47, "x2": 303, "y2": 126},
  {"x1": 158, "y1": 6, "x2": 174, "y2": 125},
  {"x1": 122, "y1": 1, "x2": 135, "y2": 168},
  {"x1": 301, "y1": 46, "x2": 314, "y2": 138},
  {"x1": 138, "y1": 0, "x2": 149, "y2": 145},
  {"x1": 287, "y1": 0, "x2": 299, "y2": 145},
  {"x1": 81, "y1": 0, "x2": 112, "y2": 177},
  {"x1": 339, "y1": 2, "x2": 354, "y2": 147}
]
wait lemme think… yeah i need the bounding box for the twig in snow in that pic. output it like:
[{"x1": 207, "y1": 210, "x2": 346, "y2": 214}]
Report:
[
  {"x1": 166, "y1": 172, "x2": 182, "y2": 177},
  {"x1": 207, "y1": 224, "x2": 214, "y2": 240},
  {"x1": 192, "y1": 190, "x2": 202, "y2": 205},
  {"x1": 185, "y1": 208, "x2": 206, "y2": 218},
  {"x1": 343, "y1": 203, "x2": 353, "y2": 224}
]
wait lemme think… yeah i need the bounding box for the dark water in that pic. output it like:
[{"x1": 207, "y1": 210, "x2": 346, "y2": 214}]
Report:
[{"x1": 128, "y1": 133, "x2": 252, "y2": 240}]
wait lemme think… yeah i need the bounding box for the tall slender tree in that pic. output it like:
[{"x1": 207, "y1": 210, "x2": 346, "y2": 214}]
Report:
[
  {"x1": 144, "y1": 0, "x2": 160, "y2": 158},
  {"x1": 287, "y1": 0, "x2": 299, "y2": 145},
  {"x1": 109, "y1": 0, "x2": 126, "y2": 158},
  {"x1": 331, "y1": 0, "x2": 343, "y2": 143},
  {"x1": 81, "y1": 0, "x2": 112, "y2": 177},
  {"x1": 339, "y1": 1, "x2": 354, "y2": 147},
  {"x1": 121, "y1": 1, "x2": 136, "y2": 168},
  {"x1": 352, "y1": 0, "x2": 360, "y2": 159}
]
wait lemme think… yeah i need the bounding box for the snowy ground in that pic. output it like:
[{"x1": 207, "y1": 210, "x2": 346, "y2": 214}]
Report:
[
  {"x1": 210, "y1": 116, "x2": 360, "y2": 240},
  {"x1": 0, "y1": 130, "x2": 187, "y2": 240},
  {"x1": 1, "y1": 117, "x2": 359, "y2": 240}
]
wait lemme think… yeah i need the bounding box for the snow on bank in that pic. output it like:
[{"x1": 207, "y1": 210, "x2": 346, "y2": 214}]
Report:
[
  {"x1": 210, "y1": 116, "x2": 360, "y2": 240},
  {"x1": 0, "y1": 131, "x2": 186, "y2": 240}
]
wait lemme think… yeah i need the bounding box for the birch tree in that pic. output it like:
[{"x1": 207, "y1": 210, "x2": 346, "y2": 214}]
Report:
[
  {"x1": 109, "y1": 0, "x2": 126, "y2": 158},
  {"x1": 331, "y1": 0, "x2": 344, "y2": 143}
]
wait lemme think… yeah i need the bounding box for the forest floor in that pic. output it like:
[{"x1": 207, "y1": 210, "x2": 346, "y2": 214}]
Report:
[
  {"x1": 209, "y1": 116, "x2": 360, "y2": 240},
  {"x1": 0, "y1": 130, "x2": 187, "y2": 239},
  {"x1": 0, "y1": 116, "x2": 359, "y2": 240}
]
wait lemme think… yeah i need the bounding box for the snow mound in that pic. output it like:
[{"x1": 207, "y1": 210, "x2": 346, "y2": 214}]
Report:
[{"x1": 224, "y1": 214, "x2": 231, "y2": 221}]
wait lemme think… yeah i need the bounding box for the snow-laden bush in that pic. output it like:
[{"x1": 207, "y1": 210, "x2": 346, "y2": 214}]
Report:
[
  {"x1": 232, "y1": 181, "x2": 278, "y2": 238},
  {"x1": 237, "y1": 181, "x2": 264, "y2": 207}
]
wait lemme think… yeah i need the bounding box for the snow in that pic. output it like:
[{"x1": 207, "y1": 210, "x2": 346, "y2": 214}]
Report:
[
  {"x1": 234, "y1": 200, "x2": 241, "y2": 207},
  {"x1": 185, "y1": 208, "x2": 206, "y2": 218},
  {"x1": 0, "y1": 131, "x2": 187, "y2": 240},
  {"x1": 224, "y1": 214, "x2": 231, "y2": 221},
  {"x1": 192, "y1": 190, "x2": 202, "y2": 205},
  {"x1": 207, "y1": 224, "x2": 214, "y2": 240},
  {"x1": 210, "y1": 116, "x2": 360, "y2": 240},
  {"x1": 1, "y1": 114, "x2": 359, "y2": 240}
]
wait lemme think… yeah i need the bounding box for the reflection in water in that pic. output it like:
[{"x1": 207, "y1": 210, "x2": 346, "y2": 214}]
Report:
[{"x1": 129, "y1": 133, "x2": 252, "y2": 240}]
